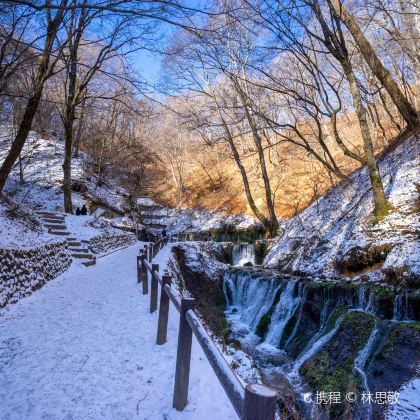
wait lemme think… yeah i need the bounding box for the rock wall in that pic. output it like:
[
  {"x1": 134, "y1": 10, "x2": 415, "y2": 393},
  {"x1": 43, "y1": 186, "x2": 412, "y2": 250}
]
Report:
[
  {"x1": 0, "y1": 241, "x2": 71, "y2": 309},
  {"x1": 88, "y1": 233, "x2": 137, "y2": 256}
]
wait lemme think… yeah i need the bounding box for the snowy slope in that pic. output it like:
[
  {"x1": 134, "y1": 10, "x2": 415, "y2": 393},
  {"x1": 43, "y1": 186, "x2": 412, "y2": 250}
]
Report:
[
  {"x1": 0, "y1": 125, "x2": 85, "y2": 211},
  {"x1": 265, "y1": 133, "x2": 420, "y2": 283},
  {"x1": 0, "y1": 125, "x2": 137, "y2": 247},
  {"x1": 0, "y1": 199, "x2": 52, "y2": 248},
  {"x1": 0, "y1": 124, "x2": 131, "y2": 214},
  {"x1": 164, "y1": 207, "x2": 260, "y2": 235}
]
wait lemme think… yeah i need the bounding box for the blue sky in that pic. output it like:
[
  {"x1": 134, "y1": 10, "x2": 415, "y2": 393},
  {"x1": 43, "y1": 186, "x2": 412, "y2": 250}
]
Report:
[
  {"x1": 132, "y1": 49, "x2": 163, "y2": 85},
  {"x1": 129, "y1": 0, "x2": 205, "y2": 86}
]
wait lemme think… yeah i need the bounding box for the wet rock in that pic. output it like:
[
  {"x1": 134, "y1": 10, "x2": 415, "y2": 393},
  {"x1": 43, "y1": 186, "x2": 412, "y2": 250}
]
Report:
[
  {"x1": 300, "y1": 311, "x2": 375, "y2": 419},
  {"x1": 368, "y1": 322, "x2": 420, "y2": 419},
  {"x1": 336, "y1": 243, "x2": 393, "y2": 274}
]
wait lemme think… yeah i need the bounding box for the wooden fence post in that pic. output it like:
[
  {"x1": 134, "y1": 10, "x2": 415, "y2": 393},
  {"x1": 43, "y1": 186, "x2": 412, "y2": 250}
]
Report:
[
  {"x1": 150, "y1": 263, "x2": 159, "y2": 313},
  {"x1": 136, "y1": 255, "x2": 142, "y2": 284},
  {"x1": 141, "y1": 254, "x2": 148, "y2": 295},
  {"x1": 242, "y1": 383, "x2": 277, "y2": 420},
  {"x1": 156, "y1": 274, "x2": 171, "y2": 345},
  {"x1": 148, "y1": 245, "x2": 153, "y2": 262},
  {"x1": 173, "y1": 297, "x2": 196, "y2": 411}
]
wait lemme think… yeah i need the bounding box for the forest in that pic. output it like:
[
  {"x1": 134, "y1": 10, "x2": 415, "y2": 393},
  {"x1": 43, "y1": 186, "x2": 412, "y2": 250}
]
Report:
[{"x1": 0, "y1": 1, "x2": 419, "y2": 420}]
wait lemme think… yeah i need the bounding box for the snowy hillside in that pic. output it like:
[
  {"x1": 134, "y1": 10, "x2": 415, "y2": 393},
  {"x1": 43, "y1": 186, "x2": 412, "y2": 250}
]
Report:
[
  {"x1": 0, "y1": 126, "x2": 135, "y2": 248},
  {"x1": 265, "y1": 133, "x2": 420, "y2": 284},
  {"x1": 0, "y1": 125, "x2": 131, "y2": 215},
  {"x1": 164, "y1": 207, "x2": 260, "y2": 235},
  {"x1": 0, "y1": 199, "x2": 50, "y2": 248}
]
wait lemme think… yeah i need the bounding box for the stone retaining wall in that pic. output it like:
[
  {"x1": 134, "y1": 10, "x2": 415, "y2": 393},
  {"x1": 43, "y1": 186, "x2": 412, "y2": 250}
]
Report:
[
  {"x1": 88, "y1": 233, "x2": 137, "y2": 256},
  {"x1": 0, "y1": 241, "x2": 71, "y2": 309}
]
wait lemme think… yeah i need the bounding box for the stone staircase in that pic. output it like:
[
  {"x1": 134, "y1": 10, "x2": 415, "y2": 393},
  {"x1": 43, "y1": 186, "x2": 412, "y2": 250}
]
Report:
[
  {"x1": 37, "y1": 211, "x2": 70, "y2": 236},
  {"x1": 137, "y1": 197, "x2": 168, "y2": 233},
  {"x1": 37, "y1": 211, "x2": 96, "y2": 267}
]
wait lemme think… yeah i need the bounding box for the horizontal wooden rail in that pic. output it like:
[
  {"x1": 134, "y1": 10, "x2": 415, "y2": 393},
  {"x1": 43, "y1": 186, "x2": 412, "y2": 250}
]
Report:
[
  {"x1": 164, "y1": 283, "x2": 181, "y2": 312},
  {"x1": 185, "y1": 309, "x2": 245, "y2": 417},
  {"x1": 137, "y1": 238, "x2": 277, "y2": 420}
]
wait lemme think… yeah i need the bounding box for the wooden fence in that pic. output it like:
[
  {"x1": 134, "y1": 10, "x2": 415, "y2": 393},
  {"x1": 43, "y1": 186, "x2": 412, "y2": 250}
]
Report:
[{"x1": 136, "y1": 238, "x2": 278, "y2": 420}]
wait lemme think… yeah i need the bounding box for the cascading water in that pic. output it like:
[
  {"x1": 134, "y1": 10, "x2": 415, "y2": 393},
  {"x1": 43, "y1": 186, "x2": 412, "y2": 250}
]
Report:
[
  {"x1": 290, "y1": 312, "x2": 348, "y2": 380},
  {"x1": 224, "y1": 271, "x2": 281, "y2": 335},
  {"x1": 393, "y1": 290, "x2": 413, "y2": 321},
  {"x1": 231, "y1": 243, "x2": 256, "y2": 266},
  {"x1": 354, "y1": 325, "x2": 379, "y2": 420},
  {"x1": 263, "y1": 280, "x2": 303, "y2": 347}
]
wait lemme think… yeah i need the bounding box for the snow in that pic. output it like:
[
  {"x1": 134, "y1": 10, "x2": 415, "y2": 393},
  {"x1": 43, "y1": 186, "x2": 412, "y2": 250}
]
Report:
[
  {"x1": 169, "y1": 242, "x2": 228, "y2": 280},
  {"x1": 0, "y1": 124, "x2": 131, "y2": 216},
  {"x1": 385, "y1": 378, "x2": 420, "y2": 420},
  {"x1": 265, "y1": 133, "x2": 420, "y2": 280},
  {"x1": 64, "y1": 214, "x2": 127, "y2": 241},
  {"x1": 164, "y1": 208, "x2": 259, "y2": 235},
  {"x1": 0, "y1": 243, "x2": 238, "y2": 419},
  {"x1": 0, "y1": 200, "x2": 53, "y2": 249}
]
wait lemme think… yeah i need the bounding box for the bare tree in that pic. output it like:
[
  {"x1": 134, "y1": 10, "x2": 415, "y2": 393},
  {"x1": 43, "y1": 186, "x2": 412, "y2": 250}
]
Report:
[
  {"x1": 0, "y1": 0, "x2": 69, "y2": 192},
  {"x1": 330, "y1": 0, "x2": 419, "y2": 129}
]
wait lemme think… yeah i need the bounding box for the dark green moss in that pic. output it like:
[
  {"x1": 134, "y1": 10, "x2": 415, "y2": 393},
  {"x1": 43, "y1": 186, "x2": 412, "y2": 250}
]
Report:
[
  {"x1": 301, "y1": 311, "x2": 375, "y2": 418},
  {"x1": 324, "y1": 305, "x2": 348, "y2": 334}
]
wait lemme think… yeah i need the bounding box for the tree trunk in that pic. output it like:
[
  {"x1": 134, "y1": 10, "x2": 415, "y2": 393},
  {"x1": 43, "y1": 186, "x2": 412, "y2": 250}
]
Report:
[
  {"x1": 220, "y1": 116, "x2": 274, "y2": 236},
  {"x1": 342, "y1": 57, "x2": 391, "y2": 222},
  {"x1": 0, "y1": 91, "x2": 43, "y2": 191},
  {"x1": 331, "y1": 0, "x2": 419, "y2": 129},
  {"x1": 73, "y1": 99, "x2": 85, "y2": 158},
  {"x1": 62, "y1": 119, "x2": 74, "y2": 213},
  {"x1": 0, "y1": 3, "x2": 66, "y2": 192},
  {"x1": 231, "y1": 77, "x2": 280, "y2": 237}
]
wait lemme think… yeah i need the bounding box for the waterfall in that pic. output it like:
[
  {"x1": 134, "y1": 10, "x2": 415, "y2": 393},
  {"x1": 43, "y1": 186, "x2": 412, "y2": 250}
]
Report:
[
  {"x1": 295, "y1": 298, "x2": 332, "y2": 356},
  {"x1": 224, "y1": 271, "x2": 281, "y2": 334},
  {"x1": 354, "y1": 325, "x2": 378, "y2": 420},
  {"x1": 263, "y1": 280, "x2": 303, "y2": 347},
  {"x1": 357, "y1": 287, "x2": 375, "y2": 313},
  {"x1": 231, "y1": 243, "x2": 256, "y2": 266},
  {"x1": 393, "y1": 290, "x2": 413, "y2": 321},
  {"x1": 290, "y1": 311, "x2": 348, "y2": 379}
]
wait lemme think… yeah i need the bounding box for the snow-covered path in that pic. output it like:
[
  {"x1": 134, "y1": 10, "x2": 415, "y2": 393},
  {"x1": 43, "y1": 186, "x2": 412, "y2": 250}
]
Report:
[{"x1": 0, "y1": 244, "x2": 237, "y2": 420}]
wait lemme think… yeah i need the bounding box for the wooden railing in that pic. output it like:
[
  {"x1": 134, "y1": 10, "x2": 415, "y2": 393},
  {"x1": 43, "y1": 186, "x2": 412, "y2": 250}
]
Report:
[{"x1": 136, "y1": 239, "x2": 278, "y2": 420}]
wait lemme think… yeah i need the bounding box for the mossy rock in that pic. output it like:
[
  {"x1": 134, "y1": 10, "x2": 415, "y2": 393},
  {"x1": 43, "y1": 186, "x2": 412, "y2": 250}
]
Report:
[{"x1": 300, "y1": 311, "x2": 375, "y2": 418}]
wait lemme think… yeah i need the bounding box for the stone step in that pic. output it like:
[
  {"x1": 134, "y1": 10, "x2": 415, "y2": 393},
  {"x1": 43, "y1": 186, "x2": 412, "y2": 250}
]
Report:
[
  {"x1": 66, "y1": 237, "x2": 77, "y2": 241},
  {"x1": 44, "y1": 224, "x2": 67, "y2": 230},
  {"x1": 82, "y1": 260, "x2": 96, "y2": 267},
  {"x1": 49, "y1": 230, "x2": 70, "y2": 235},
  {"x1": 68, "y1": 247, "x2": 89, "y2": 252},
  {"x1": 43, "y1": 217, "x2": 65, "y2": 223},
  {"x1": 37, "y1": 211, "x2": 63, "y2": 217},
  {"x1": 72, "y1": 253, "x2": 95, "y2": 259},
  {"x1": 67, "y1": 241, "x2": 81, "y2": 246}
]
